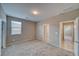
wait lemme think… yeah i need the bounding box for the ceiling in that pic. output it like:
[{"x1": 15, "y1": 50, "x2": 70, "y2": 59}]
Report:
[{"x1": 1, "y1": 3, "x2": 79, "y2": 22}]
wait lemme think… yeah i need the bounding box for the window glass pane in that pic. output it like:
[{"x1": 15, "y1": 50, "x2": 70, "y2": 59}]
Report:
[{"x1": 11, "y1": 21, "x2": 22, "y2": 35}]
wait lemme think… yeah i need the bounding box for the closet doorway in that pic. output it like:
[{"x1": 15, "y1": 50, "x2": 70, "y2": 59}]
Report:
[{"x1": 43, "y1": 24, "x2": 49, "y2": 42}]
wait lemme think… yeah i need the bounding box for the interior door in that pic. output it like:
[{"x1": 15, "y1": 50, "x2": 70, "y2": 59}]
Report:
[{"x1": 63, "y1": 22, "x2": 74, "y2": 52}]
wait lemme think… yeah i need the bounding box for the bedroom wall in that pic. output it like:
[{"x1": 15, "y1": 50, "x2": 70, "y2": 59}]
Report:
[
  {"x1": 0, "y1": 4, "x2": 6, "y2": 55},
  {"x1": 36, "y1": 9, "x2": 79, "y2": 47},
  {"x1": 6, "y1": 16, "x2": 36, "y2": 45}
]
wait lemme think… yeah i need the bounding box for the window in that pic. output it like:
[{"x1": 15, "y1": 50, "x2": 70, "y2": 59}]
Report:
[{"x1": 11, "y1": 21, "x2": 22, "y2": 35}]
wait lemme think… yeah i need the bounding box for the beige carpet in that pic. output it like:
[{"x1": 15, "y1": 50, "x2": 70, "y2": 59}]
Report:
[{"x1": 1, "y1": 40, "x2": 73, "y2": 56}]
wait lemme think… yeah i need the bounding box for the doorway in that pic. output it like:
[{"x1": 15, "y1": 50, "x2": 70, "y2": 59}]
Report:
[
  {"x1": 43, "y1": 24, "x2": 49, "y2": 42},
  {"x1": 60, "y1": 21, "x2": 74, "y2": 52}
]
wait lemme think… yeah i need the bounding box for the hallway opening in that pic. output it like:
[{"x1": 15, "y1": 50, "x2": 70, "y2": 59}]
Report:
[{"x1": 60, "y1": 21, "x2": 74, "y2": 52}]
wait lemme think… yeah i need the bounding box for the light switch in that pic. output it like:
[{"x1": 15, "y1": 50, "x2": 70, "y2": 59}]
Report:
[{"x1": 56, "y1": 32, "x2": 58, "y2": 35}]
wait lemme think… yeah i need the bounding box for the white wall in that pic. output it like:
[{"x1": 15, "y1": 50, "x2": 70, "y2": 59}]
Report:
[
  {"x1": 36, "y1": 23, "x2": 44, "y2": 41},
  {"x1": 0, "y1": 5, "x2": 1, "y2": 56},
  {"x1": 48, "y1": 24, "x2": 59, "y2": 47},
  {"x1": 0, "y1": 4, "x2": 6, "y2": 55},
  {"x1": 36, "y1": 22, "x2": 60, "y2": 47}
]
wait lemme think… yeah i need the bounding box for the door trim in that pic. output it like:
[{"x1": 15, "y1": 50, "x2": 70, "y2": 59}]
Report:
[
  {"x1": 59, "y1": 20, "x2": 75, "y2": 51},
  {"x1": 74, "y1": 17, "x2": 79, "y2": 56}
]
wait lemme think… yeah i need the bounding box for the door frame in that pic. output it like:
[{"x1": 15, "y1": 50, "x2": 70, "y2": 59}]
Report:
[
  {"x1": 59, "y1": 20, "x2": 75, "y2": 51},
  {"x1": 74, "y1": 17, "x2": 79, "y2": 56}
]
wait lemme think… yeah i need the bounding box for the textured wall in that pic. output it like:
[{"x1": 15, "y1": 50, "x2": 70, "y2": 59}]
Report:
[
  {"x1": 6, "y1": 16, "x2": 36, "y2": 45},
  {"x1": 36, "y1": 9, "x2": 79, "y2": 48}
]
